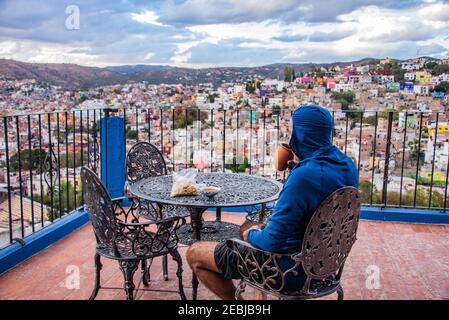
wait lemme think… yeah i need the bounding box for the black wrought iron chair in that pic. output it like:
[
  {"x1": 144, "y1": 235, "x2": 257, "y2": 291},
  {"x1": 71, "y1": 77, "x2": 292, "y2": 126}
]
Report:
[
  {"x1": 125, "y1": 142, "x2": 190, "y2": 281},
  {"x1": 126, "y1": 142, "x2": 190, "y2": 220},
  {"x1": 81, "y1": 167, "x2": 187, "y2": 300},
  {"x1": 227, "y1": 187, "x2": 360, "y2": 300}
]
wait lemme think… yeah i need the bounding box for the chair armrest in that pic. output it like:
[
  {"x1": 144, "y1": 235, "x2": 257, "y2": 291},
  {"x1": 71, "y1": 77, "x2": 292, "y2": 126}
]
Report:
[
  {"x1": 226, "y1": 238, "x2": 302, "y2": 293},
  {"x1": 226, "y1": 238, "x2": 286, "y2": 256},
  {"x1": 111, "y1": 196, "x2": 132, "y2": 202}
]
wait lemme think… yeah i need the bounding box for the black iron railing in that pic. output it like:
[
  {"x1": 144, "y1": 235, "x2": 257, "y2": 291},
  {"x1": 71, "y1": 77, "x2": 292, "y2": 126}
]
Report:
[{"x1": 0, "y1": 106, "x2": 448, "y2": 249}]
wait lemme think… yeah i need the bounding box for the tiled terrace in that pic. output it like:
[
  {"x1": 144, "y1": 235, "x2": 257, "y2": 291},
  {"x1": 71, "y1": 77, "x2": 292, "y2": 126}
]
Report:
[{"x1": 0, "y1": 212, "x2": 448, "y2": 300}]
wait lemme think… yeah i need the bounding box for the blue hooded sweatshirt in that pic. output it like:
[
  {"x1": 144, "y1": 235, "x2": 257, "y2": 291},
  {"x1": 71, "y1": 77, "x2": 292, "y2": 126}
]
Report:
[{"x1": 247, "y1": 105, "x2": 358, "y2": 287}]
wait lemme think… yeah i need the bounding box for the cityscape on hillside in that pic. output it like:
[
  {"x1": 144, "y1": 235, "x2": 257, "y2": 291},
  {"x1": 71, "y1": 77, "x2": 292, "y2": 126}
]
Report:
[{"x1": 1, "y1": 56, "x2": 449, "y2": 246}]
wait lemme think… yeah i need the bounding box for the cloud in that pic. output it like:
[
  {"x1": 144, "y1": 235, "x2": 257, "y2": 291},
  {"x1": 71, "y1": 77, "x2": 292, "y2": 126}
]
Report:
[
  {"x1": 0, "y1": 0, "x2": 447, "y2": 67},
  {"x1": 308, "y1": 28, "x2": 356, "y2": 42},
  {"x1": 273, "y1": 34, "x2": 307, "y2": 42},
  {"x1": 144, "y1": 52, "x2": 155, "y2": 60},
  {"x1": 130, "y1": 10, "x2": 167, "y2": 27},
  {"x1": 160, "y1": 0, "x2": 300, "y2": 26},
  {"x1": 159, "y1": 0, "x2": 429, "y2": 25}
]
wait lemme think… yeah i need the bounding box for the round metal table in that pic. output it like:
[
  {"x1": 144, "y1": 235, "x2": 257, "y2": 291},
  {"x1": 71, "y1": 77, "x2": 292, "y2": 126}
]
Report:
[{"x1": 129, "y1": 172, "x2": 283, "y2": 300}]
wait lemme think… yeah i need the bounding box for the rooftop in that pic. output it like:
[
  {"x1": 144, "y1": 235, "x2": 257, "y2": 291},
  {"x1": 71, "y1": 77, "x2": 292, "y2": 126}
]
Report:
[{"x1": 0, "y1": 212, "x2": 448, "y2": 300}]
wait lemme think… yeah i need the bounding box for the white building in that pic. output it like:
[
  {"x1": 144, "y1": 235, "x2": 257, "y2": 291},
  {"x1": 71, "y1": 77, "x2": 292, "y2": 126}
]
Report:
[
  {"x1": 401, "y1": 61, "x2": 424, "y2": 71},
  {"x1": 424, "y1": 138, "x2": 449, "y2": 171},
  {"x1": 356, "y1": 65, "x2": 370, "y2": 74},
  {"x1": 404, "y1": 72, "x2": 416, "y2": 81},
  {"x1": 414, "y1": 85, "x2": 429, "y2": 95},
  {"x1": 334, "y1": 83, "x2": 354, "y2": 92}
]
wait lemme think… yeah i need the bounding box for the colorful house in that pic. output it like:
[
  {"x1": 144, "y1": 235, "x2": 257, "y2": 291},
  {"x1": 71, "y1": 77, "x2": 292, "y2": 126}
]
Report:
[{"x1": 415, "y1": 71, "x2": 432, "y2": 84}]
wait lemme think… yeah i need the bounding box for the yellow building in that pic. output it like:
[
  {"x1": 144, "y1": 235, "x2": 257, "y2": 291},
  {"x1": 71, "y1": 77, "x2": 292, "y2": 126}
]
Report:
[
  {"x1": 428, "y1": 123, "x2": 449, "y2": 137},
  {"x1": 415, "y1": 71, "x2": 432, "y2": 84}
]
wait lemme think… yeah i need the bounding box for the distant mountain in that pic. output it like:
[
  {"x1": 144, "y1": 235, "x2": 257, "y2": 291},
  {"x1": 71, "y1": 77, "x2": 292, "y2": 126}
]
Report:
[
  {"x1": 0, "y1": 59, "x2": 126, "y2": 89},
  {"x1": 0, "y1": 57, "x2": 413, "y2": 90},
  {"x1": 105, "y1": 64, "x2": 173, "y2": 74}
]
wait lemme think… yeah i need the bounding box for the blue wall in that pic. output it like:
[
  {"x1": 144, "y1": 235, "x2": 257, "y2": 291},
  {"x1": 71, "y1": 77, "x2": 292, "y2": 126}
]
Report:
[{"x1": 100, "y1": 116, "x2": 125, "y2": 198}]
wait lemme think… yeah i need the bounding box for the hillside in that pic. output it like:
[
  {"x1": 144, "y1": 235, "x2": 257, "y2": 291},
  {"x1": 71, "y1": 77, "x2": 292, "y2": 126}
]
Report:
[{"x1": 0, "y1": 57, "x2": 408, "y2": 90}]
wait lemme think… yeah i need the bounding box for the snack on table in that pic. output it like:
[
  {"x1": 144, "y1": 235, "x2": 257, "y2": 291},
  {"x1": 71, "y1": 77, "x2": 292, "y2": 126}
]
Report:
[
  {"x1": 171, "y1": 179, "x2": 199, "y2": 197},
  {"x1": 170, "y1": 168, "x2": 200, "y2": 197},
  {"x1": 202, "y1": 186, "x2": 220, "y2": 193}
]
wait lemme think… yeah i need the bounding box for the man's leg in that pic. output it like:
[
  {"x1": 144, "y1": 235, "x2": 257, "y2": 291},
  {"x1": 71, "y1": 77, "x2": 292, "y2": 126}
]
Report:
[{"x1": 186, "y1": 241, "x2": 237, "y2": 300}]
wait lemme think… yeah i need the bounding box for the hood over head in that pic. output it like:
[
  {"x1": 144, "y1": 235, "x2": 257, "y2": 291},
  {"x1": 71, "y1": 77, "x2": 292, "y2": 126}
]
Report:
[{"x1": 289, "y1": 105, "x2": 333, "y2": 160}]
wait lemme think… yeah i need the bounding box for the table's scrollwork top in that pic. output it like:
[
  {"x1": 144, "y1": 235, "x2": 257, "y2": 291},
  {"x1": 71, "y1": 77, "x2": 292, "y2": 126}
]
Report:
[{"x1": 130, "y1": 173, "x2": 283, "y2": 208}]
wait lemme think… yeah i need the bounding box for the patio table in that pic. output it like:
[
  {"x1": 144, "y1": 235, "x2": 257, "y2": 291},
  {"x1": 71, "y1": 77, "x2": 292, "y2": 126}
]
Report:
[{"x1": 129, "y1": 172, "x2": 283, "y2": 300}]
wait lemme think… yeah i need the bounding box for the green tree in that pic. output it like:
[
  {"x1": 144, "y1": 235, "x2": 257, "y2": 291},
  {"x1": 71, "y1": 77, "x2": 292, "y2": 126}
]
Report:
[
  {"x1": 34, "y1": 180, "x2": 83, "y2": 222},
  {"x1": 408, "y1": 139, "x2": 424, "y2": 163},
  {"x1": 331, "y1": 91, "x2": 356, "y2": 112},
  {"x1": 359, "y1": 181, "x2": 380, "y2": 204},
  {"x1": 58, "y1": 153, "x2": 88, "y2": 169},
  {"x1": 363, "y1": 115, "x2": 378, "y2": 126},
  {"x1": 425, "y1": 61, "x2": 438, "y2": 70},
  {"x1": 225, "y1": 156, "x2": 250, "y2": 173},
  {"x1": 433, "y1": 81, "x2": 449, "y2": 94},
  {"x1": 245, "y1": 81, "x2": 255, "y2": 94},
  {"x1": 173, "y1": 109, "x2": 209, "y2": 129},
  {"x1": 431, "y1": 64, "x2": 449, "y2": 76},
  {"x1": 126, "y1": 127, "x2": 138, "y2": 140},
  {"x1": 382, "y1": 61, "x2": 404, "y2": 81},
  {"x1": 331, "y1": 91, "x2": 355, "y2": 104},
  {"x1": 10, "y1": 149, "x2": 47, "y2": 171},
  {"x1": 284, "y1": 67, "x2": 296, "y2": 82},
  {"x1": 208, "y1": 93, "x2": 219, "y2": 103}
]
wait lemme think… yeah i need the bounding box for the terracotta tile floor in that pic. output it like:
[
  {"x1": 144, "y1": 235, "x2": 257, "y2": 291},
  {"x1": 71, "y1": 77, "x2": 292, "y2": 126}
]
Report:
[{"x1": 0, "y1": 212, "x2": 448, "y2": 300}]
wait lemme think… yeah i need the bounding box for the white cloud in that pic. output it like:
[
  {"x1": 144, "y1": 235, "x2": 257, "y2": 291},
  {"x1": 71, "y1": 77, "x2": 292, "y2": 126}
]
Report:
[
  {"x1": 187, "y1": 21, "x2": 285, "y2": 43},
  {"x1": 144, "y1": 52, "x2": 155, "y2": 60},
  {"x1": 0, "y1": 40, "x2": 101, "y2": 65},
  {"x1": 169, "y1": 41, "x2": 201, "y2": 66},
  {"x1": 130, "y1": 10, "x2": 167, "y2": 27},
  {"x1": 418, "y1": 2, "x2": 449, "y2": 21}
]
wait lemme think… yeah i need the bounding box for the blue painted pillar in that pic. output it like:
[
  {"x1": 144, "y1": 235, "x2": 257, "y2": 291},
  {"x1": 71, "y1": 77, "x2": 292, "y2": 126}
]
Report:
[{"x1": 100, "y1": 115, "x2": 125, "y2": 198}]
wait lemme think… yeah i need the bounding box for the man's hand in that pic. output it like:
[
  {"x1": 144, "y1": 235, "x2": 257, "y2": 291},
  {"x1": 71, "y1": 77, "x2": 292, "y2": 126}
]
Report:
[
  {"x1": 242, "y1": 225, "x2": 261, "y2": 241},
  {"x1": 286, "y1": 159, "x2": 299, "y2": 170}
]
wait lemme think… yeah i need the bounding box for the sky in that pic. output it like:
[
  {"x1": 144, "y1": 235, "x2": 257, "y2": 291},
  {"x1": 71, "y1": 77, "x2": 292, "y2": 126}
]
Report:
[{"x1": 0, "y1": 0, "x2": 448, "y2": 68}]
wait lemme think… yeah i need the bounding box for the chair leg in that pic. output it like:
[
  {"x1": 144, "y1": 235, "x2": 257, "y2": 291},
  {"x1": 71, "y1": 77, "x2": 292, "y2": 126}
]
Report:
[
  {"x1": 141, "y1": 260, "x2": 149, "y2": 286},
  {"x1": 89, "y1": 253, "x2": 102, "y2": 300},
  {"x1": 170, "y1": 250, "x2": 186, "y2": 300},
  {"x1": 235, "y1": 281, "x2": 246, "y2": 300},
  {"x1": 162, "y1": 255, "x2": 169, "y2": 281},
  {"x1": 119, "y1": 260, "x2": 139, "y2": 300},
  {"x1": 337, "y1": 286, "x2": 344, "y2": 300},
  {"x1": 146, "y1": 258, "x2": 153, "y2": 282}
]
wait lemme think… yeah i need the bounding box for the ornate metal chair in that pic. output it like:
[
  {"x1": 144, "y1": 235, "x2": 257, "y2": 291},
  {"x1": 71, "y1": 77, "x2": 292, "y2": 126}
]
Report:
[
  {"x1": 126, "y1": 142, "x2": 190, "y2": 220},
  {"x1": 125, "y1": 142, "x2": 190, "y2": 280},
  {"x1": 81, "y1": 167, "x2": 186, "y2": 300},
  {"x1": 227, "y1": 187, "x2": 360, "y2": 300}
]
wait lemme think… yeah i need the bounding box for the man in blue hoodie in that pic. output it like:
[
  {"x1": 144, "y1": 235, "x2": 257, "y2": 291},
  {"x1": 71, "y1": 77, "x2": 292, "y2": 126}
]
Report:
[{"x1": 186, "y1": 105, "x2": 358, "y2": 300}]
